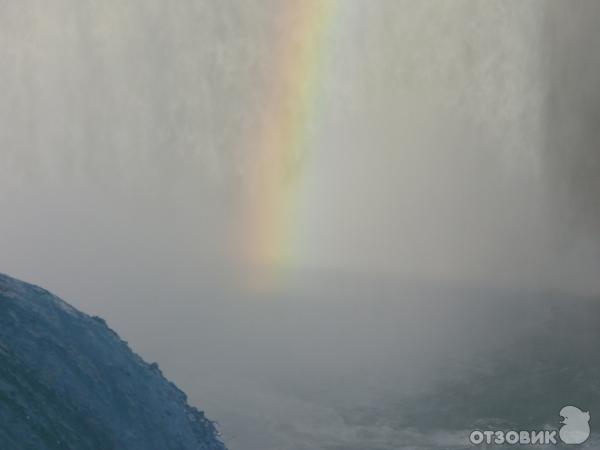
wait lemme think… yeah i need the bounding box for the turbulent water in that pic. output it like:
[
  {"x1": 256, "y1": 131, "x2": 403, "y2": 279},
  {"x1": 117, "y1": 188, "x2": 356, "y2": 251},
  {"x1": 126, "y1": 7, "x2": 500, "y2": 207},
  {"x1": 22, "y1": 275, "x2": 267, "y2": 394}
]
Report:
[
  {"x1": 0, "y1": 273, "x2": 225, "y2": 450},
  {"x1": 64, "y1": 270, "x2": 600, "y2": 450}
]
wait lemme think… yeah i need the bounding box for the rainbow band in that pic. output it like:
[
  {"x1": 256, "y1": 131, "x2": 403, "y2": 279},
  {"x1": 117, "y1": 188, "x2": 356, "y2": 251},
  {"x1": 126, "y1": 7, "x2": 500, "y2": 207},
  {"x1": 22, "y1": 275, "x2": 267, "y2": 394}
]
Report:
[{"x1": 239, "y1": 1, "x2": 337, "y2": 288}]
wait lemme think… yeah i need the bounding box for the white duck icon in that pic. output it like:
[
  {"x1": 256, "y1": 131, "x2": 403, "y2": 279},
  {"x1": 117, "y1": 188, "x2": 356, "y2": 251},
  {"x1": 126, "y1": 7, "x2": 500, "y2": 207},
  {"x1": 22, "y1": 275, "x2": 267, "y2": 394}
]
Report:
[{"x1": 559, "y1": 406, "x2": 590, "y2": 445}]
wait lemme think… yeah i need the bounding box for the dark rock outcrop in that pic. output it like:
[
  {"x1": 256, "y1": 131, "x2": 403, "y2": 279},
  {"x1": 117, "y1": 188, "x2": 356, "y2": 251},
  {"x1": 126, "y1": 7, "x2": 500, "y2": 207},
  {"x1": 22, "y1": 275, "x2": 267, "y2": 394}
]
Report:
[{"x1": 0, "y1": 273, "x2": 227, "y2": 450}]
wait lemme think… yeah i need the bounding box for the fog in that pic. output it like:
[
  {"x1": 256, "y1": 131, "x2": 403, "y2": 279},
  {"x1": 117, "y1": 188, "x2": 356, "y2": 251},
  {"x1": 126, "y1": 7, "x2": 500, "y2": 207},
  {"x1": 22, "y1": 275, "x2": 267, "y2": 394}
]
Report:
[{"x1": 1, "y1": 1, "x2": 600, "y2": 449}]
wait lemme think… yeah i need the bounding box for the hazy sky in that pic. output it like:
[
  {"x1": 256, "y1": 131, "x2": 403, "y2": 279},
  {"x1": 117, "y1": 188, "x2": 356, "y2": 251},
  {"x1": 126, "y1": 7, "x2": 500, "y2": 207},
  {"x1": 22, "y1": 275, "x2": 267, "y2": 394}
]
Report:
[{"x1": 1, "y1": 0, "x2": 598, "y2": 295}]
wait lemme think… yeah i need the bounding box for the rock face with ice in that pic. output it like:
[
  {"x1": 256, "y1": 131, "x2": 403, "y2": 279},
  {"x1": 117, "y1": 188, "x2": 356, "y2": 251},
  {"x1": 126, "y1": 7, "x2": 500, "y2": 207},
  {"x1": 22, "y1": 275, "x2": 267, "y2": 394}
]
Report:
[{"x1": 0, "y1": 273, "x2": 226, "y2": 450}]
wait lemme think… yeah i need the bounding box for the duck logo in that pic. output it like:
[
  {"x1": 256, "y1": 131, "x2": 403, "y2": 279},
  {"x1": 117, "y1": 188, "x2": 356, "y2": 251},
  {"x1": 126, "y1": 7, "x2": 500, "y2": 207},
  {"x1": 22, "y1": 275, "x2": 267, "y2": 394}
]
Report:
[
  {"x1": 469, "y1": 406, "x2": 591, "y2": 446},
  {"x1": 559, "y1": 406, "x2": 590, "y2": 445}
]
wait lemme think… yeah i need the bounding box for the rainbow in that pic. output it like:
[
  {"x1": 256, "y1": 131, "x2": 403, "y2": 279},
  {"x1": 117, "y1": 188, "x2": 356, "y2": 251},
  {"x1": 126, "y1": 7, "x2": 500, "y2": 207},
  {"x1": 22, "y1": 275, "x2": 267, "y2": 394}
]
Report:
[{"x1": 236, "y1": 1, "x2": 337, "y2": 289}]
